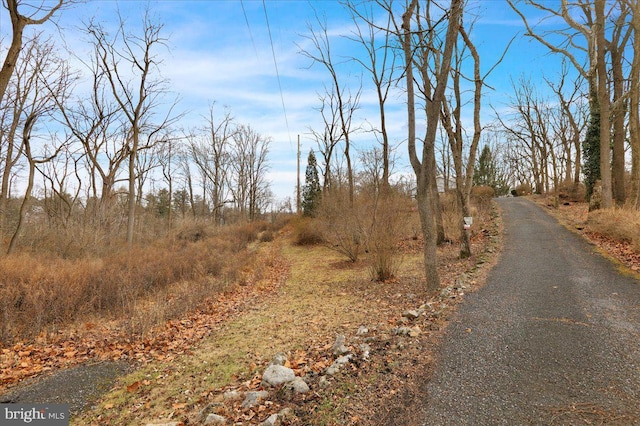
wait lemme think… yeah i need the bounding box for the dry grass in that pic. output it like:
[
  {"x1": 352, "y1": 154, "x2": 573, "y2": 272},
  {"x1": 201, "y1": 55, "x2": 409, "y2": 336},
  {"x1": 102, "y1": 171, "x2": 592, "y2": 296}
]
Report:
[
  {"x1": 0, "y1": 220, "x2": 278, "y2": 345},
  {"x1": 587, "y1": 208, "x2": 640, "y2": 251}
]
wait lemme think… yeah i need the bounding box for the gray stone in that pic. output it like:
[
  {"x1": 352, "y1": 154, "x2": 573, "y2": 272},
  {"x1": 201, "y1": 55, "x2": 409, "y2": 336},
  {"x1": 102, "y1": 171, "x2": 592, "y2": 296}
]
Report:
[
  {"x1": 402, "y1": 309, "x2": 421, "y2": 320},
  {"x1": 223, "y1": 390, "x2": 243, "y2": 401},
  {"x1": 278, "y1": 407, "x2": 295, "y2": 420},
  {"x1": 241, "y1": 390, "x2": 270, "y2": 408},
  {"x1": 204, "y1": 414, "x2": 227, "y2": 425},
  {"x1": 318, "y1": 376, "x2": 330, "y2": 388},
  {"x1": 145, "y1": 423, "x2": 181, "y2": 426},
  {"x1": 325, "y1": 354, "x2": 353, "y2": 376},
  {"x1": 332, "y1": 334, "x2": 349, "y2": 355},
  {"x1": 359, "y1": 343, "x2": 371, "y2": 360},
  {"x1": 269, "y1": 352, "x2": 288, "y2": 366},
  {"x1": 288, "y1": 377, "x2": 310, "y2": 394},
  {"x1": 260, "y1": 414, "x2": 280, "y2": 426},
  {"x1": 262, "y1": 364, "x2": 296, "y2": 387},
  {"x1": 393, "y1": 326, "x2": 413, "y2": 336},
  {"x1": 356, "y1": 326, "x2": 369, "y2": 335}
]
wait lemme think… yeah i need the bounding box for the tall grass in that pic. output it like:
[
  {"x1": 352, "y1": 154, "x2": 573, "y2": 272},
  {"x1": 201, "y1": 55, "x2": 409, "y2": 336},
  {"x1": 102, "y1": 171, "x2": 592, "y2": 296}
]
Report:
[
  {"x1": 587, "y1": 207, "x2": 640, "y2": 250},
  {"x1": 0, "y1": 220, "x2": 278, "y2": 345}
]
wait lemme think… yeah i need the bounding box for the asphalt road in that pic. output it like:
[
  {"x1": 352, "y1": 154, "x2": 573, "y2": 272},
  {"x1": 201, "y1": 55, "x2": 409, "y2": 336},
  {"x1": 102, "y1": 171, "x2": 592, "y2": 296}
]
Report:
[{"x1": 420, "y1": 197, "x2": 640, "y2": 425}]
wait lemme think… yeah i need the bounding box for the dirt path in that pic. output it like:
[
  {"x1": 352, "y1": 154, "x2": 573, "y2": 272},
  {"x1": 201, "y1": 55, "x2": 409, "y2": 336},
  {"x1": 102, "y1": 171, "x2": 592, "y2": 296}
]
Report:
[{"x1": 420, "y1": 197, "x2": 640, "y2": 425}]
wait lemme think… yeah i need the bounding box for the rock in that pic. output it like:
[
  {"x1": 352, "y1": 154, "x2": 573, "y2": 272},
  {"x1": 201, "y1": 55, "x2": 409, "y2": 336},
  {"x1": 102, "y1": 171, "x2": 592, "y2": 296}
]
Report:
[
  {"x1": 356, "y1": 326, "x2": 369, "y2": 335},
  {"x1": 241, "y1": 390, "x2": 270, "y2": 408},
  {"x1": 325, "y1": 354, "x2": 353, "y2": 376},
  {"x1": 402, "y1": 309, "x2": 421, "y2": 320},
  {"x1": 318, "y1": 376, "x2": 330, "y2": 388},
  {"x1": 204, "y1": 414, "x2": 227, "y2": 425},
  {"x1": 392, "y1": 327, "x2": 413, "y2": 336},
  {"x1": 223, "y1": 390, "x2": 243, "y2": 401},
  {"x1": 278, "y1": 407, "x2": 295, "y2": 421},
  {"x1": 332, "y1": 334, "x2": 349, "y2": 355},
  {"x1": 269, "y1": 352, "x2": 288, "y2": 366},
  {"x1": 409, "y1": 326, "x2": 422, "y2": 337},
  {"x1": 260, "y1": 414, "x2": 281, "y2": 426},
  {"x1": 288, "y1": 377, "x2": 310, "y2": 394},
  {"x1": 440, "y1": 286, "x2": 455, "y2": 298},
  {"x1": 146, "y1": 423, "x2": 181, "y2": 426},
  {"x1": 262, "y1": 364, "x2": 295, "y2": 387},
  {"x1": 454, "y1": 274, "x2": 468, "y2": 289},
  {"x1": 359, "y1": 343, "x2": 371, "y2": 361}
]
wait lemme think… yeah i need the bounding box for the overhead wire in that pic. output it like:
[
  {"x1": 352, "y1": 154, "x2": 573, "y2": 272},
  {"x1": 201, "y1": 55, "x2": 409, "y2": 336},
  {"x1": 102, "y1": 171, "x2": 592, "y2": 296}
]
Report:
[
  {"x1": 262, "y1": 0, "x2": 293, "y2": 147},
  {"x1": 240, "y1": 0, "x2": 260, "y2": 62}
]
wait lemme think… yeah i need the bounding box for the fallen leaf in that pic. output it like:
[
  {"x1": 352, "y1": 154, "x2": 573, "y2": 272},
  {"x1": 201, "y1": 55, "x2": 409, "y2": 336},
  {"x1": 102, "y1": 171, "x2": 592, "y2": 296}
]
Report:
[{"x1": 126, "y1": 381, "x2": 140, "y2": 393}]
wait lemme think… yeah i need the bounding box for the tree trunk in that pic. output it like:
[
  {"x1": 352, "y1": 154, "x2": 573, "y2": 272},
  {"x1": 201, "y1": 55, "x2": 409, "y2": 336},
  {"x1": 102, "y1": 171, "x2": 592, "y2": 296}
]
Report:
[
  {"x1": 596, "y1": 0, "x2": 613, "y2": 209},
  {"x1": 611, "y1": 46, "x2": 626, "y2": 205}
]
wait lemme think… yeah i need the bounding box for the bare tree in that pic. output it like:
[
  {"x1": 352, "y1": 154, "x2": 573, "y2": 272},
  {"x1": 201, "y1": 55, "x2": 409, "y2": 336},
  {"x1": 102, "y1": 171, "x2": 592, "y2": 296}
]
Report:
[
  {"x1": 5, "y1": 37, "x2": 71, "y2": 254},
  {"x1": 0, "y1": 0, "x2": 67, "y2": 106},
  {"x1": 346, "y1": 1, "x2": 398, "y2": 193},
  {"x1": 86, "y1": 10, "x2": 178, "y2": 245},
  {"x1": 229, "y1": 124, "x2": 271, "y2": 221},
  {"x1": 395, "y1": 0, "x2": 463, "y2": 291},
  {"x1": 627, "y1": 0, "x2": 640, "y2": 208},
  {"x1": 308, "y1": 89, "x2": 342, "y2": 193},
  {"x1": 440, "y1": 21, "x2": 486, "y2": 258},
  {"x1": 299, "y1": 12, "x2": 361, "y2": 204}
]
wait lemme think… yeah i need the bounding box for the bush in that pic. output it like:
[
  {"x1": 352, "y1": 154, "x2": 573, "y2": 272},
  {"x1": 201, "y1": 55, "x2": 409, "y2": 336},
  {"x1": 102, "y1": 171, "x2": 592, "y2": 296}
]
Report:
[
  {"x1": 514, "y1": 183, "x2": 532, "y2": 196},
  {"x1": 318, "y1": 189, "x2": 368, "y2": 262},
  {"x1": 557, "y1": 182, "x2": 586, "y2": 202},
  {"x1": 367, "y1": 193, "x2": 405, "y2": 281},
  {"x1": 291, "y1": 217, "x2": 324, "y2": 246}
]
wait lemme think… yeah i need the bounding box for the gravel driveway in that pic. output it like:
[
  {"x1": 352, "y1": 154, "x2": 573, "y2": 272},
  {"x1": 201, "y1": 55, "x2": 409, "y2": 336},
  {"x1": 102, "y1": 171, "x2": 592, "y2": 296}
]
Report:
[{"x1": 420, "y1": 197, "x2": 640, "y2": 425}]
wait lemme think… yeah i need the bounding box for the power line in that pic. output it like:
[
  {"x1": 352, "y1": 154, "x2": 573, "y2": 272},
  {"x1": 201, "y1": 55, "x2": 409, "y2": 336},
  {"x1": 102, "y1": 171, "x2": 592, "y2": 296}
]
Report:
[
  {"x1": 240, "y1": 0, "x2": 260, "y2": 62},
  {"x1": 262, "y1": 0, "x2": 293, "y2": 147}
]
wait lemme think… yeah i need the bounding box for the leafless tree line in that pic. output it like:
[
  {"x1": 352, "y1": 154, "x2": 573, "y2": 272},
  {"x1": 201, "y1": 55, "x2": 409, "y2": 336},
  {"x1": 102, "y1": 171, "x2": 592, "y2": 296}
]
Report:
[
  {"x1": 0, "y1": 1, "x2": 272, "y2": 255},
  {"x1": 507, "y1": 0, "x2": 640, "y2": 209}
]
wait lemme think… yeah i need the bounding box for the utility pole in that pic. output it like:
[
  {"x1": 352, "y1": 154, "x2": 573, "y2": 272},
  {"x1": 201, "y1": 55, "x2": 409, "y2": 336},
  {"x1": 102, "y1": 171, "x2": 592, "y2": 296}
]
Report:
[{"x1": 296, "y1": 134, "x2": 301, "y2": 214}]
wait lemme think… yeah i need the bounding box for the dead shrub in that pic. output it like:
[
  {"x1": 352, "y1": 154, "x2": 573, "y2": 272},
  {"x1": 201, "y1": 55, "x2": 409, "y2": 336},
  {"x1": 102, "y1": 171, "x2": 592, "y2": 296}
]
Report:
[
  {"x1": 367, "y1": 193, "x2": 405, "y2": 281},
  {"x1": 176, "y1": 222, "x2": 212, "y2": 242},
  {"x1": 0, "y1": 230, "x2": 255, "y2": 345},
  {"x1": 557, "y1": 182, "x2": 586, "y2": 203},
  {"x1": 439, "y1": 191, "x2": 461, "y2": 240},
  {"x1": 259, "y1": 230, "x2": 275, "y2": 242},
  {"x1": 291, "y1": 216, "x2": 324, "y2": 246},
  {"x1": 318, "y1": 189, "x2": 369, "y2": 262},
  {"x1": 470, "y1": 185, "x2": 495, "y2": 216},
  {"x1": 514, "y1": 183, "x2": 532, "y2": 196}
]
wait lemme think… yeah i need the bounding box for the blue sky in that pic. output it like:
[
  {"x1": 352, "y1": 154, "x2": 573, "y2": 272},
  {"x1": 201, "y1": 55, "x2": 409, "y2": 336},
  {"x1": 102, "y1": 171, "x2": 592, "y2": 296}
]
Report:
[{"x1": 1, "y1": 0, "x2": 574, "y2": 203}]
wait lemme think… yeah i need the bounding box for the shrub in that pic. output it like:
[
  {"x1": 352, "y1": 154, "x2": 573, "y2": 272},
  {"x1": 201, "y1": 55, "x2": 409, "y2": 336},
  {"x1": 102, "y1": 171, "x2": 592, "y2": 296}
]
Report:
[
  {"x1": 291, "y1": 216, "x2": 324, "y2": 246},
  {"x1": 367, "y1": 193, "x2": 405, "y2": 281},
  {"x1": 514, "y1": 183, "x2": 532, "y2": 196},
  {"x1": 557, "y1": 182, "x2": 586, "y2": 203},
  {"x1": 318, "y1": 189, "x2": 369, "y2": 262}
]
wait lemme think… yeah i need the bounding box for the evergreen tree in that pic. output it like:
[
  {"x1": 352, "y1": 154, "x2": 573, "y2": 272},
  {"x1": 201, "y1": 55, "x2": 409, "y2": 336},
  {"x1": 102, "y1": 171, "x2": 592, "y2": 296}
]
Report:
[
  {"x1": 473, "y1": 145, "x2": 509, "y2": 195},
  {"x1": 302, "y1": 150, "x2": 321, "y2": 217}
]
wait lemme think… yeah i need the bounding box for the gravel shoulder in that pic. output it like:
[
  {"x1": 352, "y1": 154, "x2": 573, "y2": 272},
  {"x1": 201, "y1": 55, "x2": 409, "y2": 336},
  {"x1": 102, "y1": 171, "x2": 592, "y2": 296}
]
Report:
[{"x1": 420, "y1": 197, "x2": 640, "y2": 425}]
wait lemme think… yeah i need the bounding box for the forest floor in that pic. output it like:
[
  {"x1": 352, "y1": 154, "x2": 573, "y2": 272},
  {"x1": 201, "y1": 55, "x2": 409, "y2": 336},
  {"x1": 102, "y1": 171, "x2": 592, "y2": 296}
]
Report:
[{"x1": 2, "y1": 197, "x2": 638, "y2": 425}]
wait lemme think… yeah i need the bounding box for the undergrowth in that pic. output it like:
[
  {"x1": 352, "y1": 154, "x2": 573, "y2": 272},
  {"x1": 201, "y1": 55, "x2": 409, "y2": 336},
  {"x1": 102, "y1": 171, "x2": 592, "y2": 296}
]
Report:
[{"x1": 0, "y1": 220, "x2": 279, "y2": 346}]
